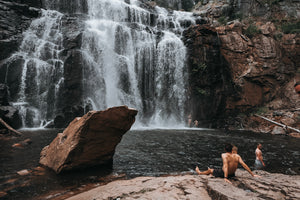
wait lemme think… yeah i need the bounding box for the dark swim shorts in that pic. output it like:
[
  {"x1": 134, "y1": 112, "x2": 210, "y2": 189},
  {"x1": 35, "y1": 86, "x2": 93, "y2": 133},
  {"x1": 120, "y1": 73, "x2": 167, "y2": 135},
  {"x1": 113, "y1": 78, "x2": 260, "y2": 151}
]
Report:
[{"x1": 213, "y1": 168, "x2": 235, "y2": 178}]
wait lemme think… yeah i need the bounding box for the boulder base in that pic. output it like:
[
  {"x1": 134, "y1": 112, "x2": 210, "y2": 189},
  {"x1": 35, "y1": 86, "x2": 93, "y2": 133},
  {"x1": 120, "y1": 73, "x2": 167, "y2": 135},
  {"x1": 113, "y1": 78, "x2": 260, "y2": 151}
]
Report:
[{"x1": 39, "y1": 106, "x2": 137, "y2": 173}]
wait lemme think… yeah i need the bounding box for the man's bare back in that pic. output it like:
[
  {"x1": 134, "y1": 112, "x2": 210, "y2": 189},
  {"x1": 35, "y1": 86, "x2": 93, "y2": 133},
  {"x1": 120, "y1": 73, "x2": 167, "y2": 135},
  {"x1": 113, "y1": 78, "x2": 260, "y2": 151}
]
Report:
[
  {"x1": 196, "y1": 143, "x2": 260, "y2": 184},
  {"x1": 222, "y1": 153, "x2": 239, "y2": 175}
]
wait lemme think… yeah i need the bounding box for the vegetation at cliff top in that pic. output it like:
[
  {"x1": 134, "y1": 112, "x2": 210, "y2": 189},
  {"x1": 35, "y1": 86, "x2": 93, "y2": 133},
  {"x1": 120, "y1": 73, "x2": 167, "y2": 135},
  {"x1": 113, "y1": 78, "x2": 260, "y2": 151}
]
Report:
[
  {"x1": 281, "y1": 21, "x2": 300, "y2": 34},
  {"x1": 261, "y1": 0, "x2": 282, "y2": 5},
  {"x1": 254, "y1": 106, "x2": 270, "y2": 115}
]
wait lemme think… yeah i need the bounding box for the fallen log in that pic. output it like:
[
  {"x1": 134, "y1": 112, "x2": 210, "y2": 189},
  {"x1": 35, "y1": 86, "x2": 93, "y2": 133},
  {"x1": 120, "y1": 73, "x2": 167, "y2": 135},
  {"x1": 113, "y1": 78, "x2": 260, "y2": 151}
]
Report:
[
  {"x1": 0, "y1": 118, "x2": 22, "y2": 136},
  {"x1": 254, "y1": 114, "x2": 300, "y2": 133}
]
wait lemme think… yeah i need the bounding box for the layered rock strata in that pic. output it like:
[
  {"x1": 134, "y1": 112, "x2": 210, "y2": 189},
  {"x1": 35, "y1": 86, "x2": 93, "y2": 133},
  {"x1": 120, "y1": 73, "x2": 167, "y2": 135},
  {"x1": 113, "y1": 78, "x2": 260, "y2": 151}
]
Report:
[{"x1": 184, "y1": 22, "x2": 300, "y2": 128}]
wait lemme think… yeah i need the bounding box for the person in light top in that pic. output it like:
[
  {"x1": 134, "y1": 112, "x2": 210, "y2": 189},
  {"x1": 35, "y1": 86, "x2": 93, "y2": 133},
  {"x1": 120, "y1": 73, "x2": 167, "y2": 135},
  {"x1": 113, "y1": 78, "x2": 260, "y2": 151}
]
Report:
[
  {"x1": 254, "y1": 143, "x2": 265, "y2": 170},
  {"x1": 294, "y1": 81, "x2": 300, "y2": 96}
]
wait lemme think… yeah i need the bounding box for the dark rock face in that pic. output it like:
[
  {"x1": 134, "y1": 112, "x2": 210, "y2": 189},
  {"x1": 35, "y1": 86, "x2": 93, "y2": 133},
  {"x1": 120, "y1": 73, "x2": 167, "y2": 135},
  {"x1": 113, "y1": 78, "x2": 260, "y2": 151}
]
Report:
[
  {"x1": 0, "y1": 57, "x2": 24, "y2": 101},
  {"x1": 9, "y1": 0, "x2": 42, "y2": 8},
  {"x1": 183, "y1": 25, "x2": 231, "y2": 127},
  {"x1": 183, "y1": 23, "x2": 300, "y2": 127},
  {"x1": 153, "y1": 0, "x2": 194, "y2": 11},
  {"x1": 41, "y1": 0, "x2": 88, "y2": 14},
  {"x1": 0, "y1": 84, "x2": 9, "y2": 105},
  {"x1": 54, "y1": 16, "x2": 86, "y2": 128},
  {"x1": 0, "y1": 1, "x2": 41, "y2": 127},
  {"x1": 0, "y1": 1, "x2": 40, "y2": 61},
  {"x1": 0, "y1": 84, "x2": 22, "y2": 129},
  {"x1": 39, "y1": 106, "x2": 138, "y2": 173},
  {"x1": 0, "y1": 106, "x2": 22, "y2": 129}
]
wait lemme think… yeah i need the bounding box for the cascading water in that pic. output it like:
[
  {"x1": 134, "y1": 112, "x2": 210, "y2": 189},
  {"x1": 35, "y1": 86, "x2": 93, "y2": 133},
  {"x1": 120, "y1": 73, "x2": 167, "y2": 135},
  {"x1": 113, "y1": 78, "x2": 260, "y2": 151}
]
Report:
[
  {"x1": 4, "y1": 0, "x2": 196, "y2": 128},
  {"x1": 8, "y1": 10, "x2": 64, "y2": 127},
  {"x1": 82, "y1": 0, "x2": 195, "y2": 127}
]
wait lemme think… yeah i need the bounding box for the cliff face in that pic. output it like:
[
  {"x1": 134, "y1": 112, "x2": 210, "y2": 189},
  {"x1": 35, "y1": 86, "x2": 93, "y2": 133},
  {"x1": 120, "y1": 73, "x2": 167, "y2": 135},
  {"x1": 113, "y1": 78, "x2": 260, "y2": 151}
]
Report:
[
  {"x1": 183, "y1": 25, "x2": 230, "y2": 127},
  {"x1": 184, "y1": 20, "x2": 299, "y2": 129},
  {"x1": 183, "y1": 0, "x2": 300, "y2": 130},
  {"x1": 194, "y1": 0, "x2": 300, "y2": 19},
  {"x1": 218, "y1": 22, "x2": 299, "y2": 111},
  {"x1": 0, "y1": 1, "x2": 40, "y2": 61},
  {"x1": 0, "y1": 0, "x2": 299, "y2": 129}
]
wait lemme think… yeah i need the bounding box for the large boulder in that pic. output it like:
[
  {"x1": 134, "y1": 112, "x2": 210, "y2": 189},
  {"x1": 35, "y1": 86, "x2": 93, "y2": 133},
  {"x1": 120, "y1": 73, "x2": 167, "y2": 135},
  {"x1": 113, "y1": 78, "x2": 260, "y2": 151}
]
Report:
[{"x1": 39, "y1": 106, "x2": 138, "y2": 173}]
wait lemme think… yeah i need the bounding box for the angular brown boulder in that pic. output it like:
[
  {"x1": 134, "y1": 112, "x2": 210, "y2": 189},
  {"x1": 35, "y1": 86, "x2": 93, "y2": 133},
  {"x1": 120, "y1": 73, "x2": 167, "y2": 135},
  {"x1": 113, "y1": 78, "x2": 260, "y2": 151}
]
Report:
[{"x1": 39, "y1": 106, "x2": 138, "y2": 173}]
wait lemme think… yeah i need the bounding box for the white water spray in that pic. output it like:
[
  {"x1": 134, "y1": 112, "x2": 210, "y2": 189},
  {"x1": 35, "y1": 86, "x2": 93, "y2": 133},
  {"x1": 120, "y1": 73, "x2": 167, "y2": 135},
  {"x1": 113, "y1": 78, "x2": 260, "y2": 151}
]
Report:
[
  {"x1": 11, "y1": 10, "x2": 64, "y2": 127},
  {"x1": 82, "y1": 0, "x2": 195, "y2": 127}
]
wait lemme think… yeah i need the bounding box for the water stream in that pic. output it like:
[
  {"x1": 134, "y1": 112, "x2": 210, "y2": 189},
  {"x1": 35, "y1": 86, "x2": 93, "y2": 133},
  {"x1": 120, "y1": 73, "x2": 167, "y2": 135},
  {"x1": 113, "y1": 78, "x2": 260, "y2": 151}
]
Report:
[{"x1": 8, "y1": 10, "x2": 64, "y2": 128}]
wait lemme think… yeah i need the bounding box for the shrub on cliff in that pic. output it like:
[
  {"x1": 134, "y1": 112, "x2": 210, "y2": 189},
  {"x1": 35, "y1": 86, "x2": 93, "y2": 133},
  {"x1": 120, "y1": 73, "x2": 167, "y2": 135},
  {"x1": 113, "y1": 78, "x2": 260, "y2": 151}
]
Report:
[
  {"x1": 281, "y1": 21, "x2": 300, "y2": 34},
  {"x1": 244, "y1": 24, "x2": 261, "y2": 38}
]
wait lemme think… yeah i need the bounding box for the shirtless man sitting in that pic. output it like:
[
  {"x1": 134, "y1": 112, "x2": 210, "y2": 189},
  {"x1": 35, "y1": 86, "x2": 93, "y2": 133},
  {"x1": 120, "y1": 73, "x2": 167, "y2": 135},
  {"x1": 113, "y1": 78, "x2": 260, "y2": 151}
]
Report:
[{"x1": 195, "y1": 143, "x2": 260, "y2": 184}]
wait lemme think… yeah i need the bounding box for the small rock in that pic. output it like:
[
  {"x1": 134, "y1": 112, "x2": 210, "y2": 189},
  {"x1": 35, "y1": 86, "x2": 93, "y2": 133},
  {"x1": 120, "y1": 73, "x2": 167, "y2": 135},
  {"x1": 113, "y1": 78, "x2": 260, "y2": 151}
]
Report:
[
  {"x1": 12, "y1": 138, "x2": 32, "y2": 148},
  {"x1": 281, "y1": 118, "x2": 295, "y2": 126},
  {"x1": 33, "y1": 166, "x2": 46, "y2": 176},
  {"x1": 17, "y1": 169, "x2": 30, "y2": 176},
  {"x1": 12, "y1": 143, "x2": 23, "y2": 148},
  {"x1": 273, "y1": 111, "x2": 284, "y2": 116},
  {"x1": 271, "y1": 126, "x2": 286, "y2": 135},
  {"x1": 0, "y1": 191, "x2": 8, "y2": 198},
  {"x1": 289, "y1": 132, "x2": 300, "y2": 138}
]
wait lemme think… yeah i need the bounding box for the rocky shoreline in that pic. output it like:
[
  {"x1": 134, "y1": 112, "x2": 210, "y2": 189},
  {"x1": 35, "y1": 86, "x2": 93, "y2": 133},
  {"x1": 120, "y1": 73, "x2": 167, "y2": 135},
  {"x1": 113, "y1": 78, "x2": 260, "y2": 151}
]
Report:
[
  {"x1": 60, "y1": 169, "x2": 300, "y2": 200},
  {"x1": 227, "y1": 108, "x2": 300, "y2": 138}
]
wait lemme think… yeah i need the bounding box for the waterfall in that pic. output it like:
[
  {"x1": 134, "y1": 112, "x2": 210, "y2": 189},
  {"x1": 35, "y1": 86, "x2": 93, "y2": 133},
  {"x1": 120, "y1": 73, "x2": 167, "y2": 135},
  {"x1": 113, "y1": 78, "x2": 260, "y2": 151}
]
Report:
[
  {"x1": 4, "y1": 0, "x2": 196, "y2": 128},
  {"x1": 10, "y1": 10, "x2": 64, "y2": 127},
  {"x1": 82, "y1": 0, "x2": 195, "y2": 127}
]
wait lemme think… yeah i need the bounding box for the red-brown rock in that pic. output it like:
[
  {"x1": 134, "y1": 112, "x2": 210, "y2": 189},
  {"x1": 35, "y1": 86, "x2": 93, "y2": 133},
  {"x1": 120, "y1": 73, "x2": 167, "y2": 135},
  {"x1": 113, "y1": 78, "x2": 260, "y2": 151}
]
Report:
[
  {"x1": 183, "y1": 23, "x2": 300, "y2": 128},
  {"x1": 39, "y1": 106, "x2": 138, "y2": 173}
]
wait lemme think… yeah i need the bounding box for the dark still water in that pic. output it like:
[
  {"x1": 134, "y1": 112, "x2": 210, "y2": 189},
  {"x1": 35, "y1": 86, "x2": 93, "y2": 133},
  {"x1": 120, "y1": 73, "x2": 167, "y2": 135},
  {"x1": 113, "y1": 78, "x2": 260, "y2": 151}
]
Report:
[
  {"x1": 0, "y1": 129, "x2": 299, "y2": 199},
  {"x1": 114, "y1": 129, "x2": 300, "y2": 177}
]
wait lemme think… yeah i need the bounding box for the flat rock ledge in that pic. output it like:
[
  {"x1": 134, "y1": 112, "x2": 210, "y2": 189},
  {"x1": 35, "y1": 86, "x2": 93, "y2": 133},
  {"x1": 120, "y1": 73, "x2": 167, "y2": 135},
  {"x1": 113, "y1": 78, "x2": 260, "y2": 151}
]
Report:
[{"x1": 66, "y1": 170, "x2": 300, "y2": 200}]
